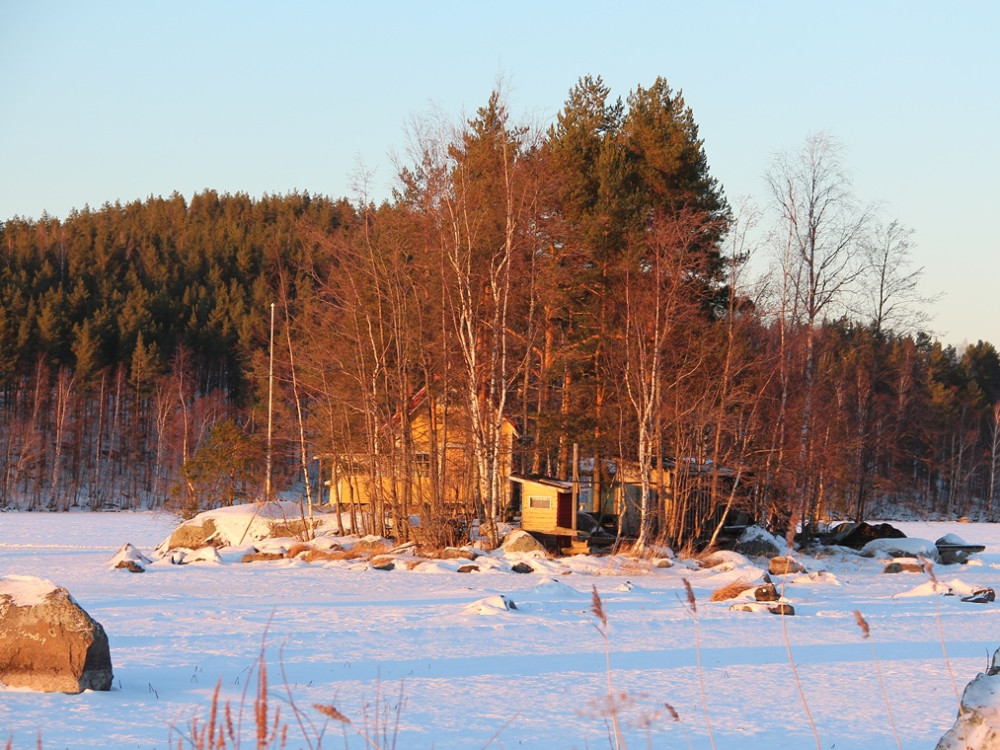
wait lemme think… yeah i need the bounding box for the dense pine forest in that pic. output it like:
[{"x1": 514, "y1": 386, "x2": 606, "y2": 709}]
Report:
[{"x1": 2, "y1": 77, "x2": 998, "y2": 548}]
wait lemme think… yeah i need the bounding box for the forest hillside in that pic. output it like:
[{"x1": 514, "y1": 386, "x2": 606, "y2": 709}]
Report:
[{"x1": 2, "y1": 77, "x2": 998, "y2": 548}]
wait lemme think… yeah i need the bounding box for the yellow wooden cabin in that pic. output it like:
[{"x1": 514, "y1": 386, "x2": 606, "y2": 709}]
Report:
[{"x1": 330, "y1": 390, "x2": 519, "y2": 519}]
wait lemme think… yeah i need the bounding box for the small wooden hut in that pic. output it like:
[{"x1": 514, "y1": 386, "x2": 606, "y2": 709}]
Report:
[{"x1": 508, "y1": 475, "x2": 588, "y2": 554}]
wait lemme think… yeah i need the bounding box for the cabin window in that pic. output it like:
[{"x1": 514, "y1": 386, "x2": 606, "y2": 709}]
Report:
[
  {"x1": 528, "y1": 496, "x2": 551, "y2": 509},
  {"x1": 414, "y1": 452, "x2": 430, "y2": 475}
]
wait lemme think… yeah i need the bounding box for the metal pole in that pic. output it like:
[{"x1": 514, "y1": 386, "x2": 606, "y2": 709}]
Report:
[{"x1": 265, "y1": 302, "x2": 275, "y2": 501}]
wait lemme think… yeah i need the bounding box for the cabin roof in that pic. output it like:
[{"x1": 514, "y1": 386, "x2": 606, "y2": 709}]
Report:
[{"x1": 508, "y1": 474, "x2": 573, "y2": 491}]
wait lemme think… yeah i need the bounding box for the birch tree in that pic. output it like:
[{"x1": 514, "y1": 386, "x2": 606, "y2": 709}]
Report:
[
  {"x1": 767, "y1": 133, "x2": 873, "y2": 529},
  {"x1": 439, "y1": 91, "x2": 536, "y2": 547}
]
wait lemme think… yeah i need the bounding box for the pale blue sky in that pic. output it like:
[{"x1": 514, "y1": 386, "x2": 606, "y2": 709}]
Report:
[{"x1": 2, "y1": 1, "x2": 997, "y2": 347}]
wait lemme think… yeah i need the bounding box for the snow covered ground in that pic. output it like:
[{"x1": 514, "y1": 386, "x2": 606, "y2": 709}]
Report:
[{"x1": 2, "y1": 509, "x2": 1000, "y2": 749}]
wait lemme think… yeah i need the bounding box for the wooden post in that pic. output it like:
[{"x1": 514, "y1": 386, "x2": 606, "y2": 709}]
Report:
[{"x1": 571, "y1": 443, "x2": 579, "y2": 533}]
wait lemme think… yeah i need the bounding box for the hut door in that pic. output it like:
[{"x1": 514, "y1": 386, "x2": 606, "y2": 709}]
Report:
[{"x1": 556, "y1": 491, "x2": 572, "y2": 528}]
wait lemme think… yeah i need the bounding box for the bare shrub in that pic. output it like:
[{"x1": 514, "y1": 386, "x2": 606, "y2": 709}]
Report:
[{"x1": 710, "y1": 579, "x2": 751, "y2": 602}]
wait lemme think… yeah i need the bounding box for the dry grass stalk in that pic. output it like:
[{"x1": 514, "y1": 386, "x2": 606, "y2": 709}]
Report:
[
  {"x1": 590, "y1": 585, "x2": 608, "y2": 629},
  {"x1": 921, "y1": 556, "x2": 968, "y2": 748},
  {"x1": 853, "y1": 610, "x2": 871, "y2": 640},
  {"x1": 853, "y1": 610, "x2": 902, "y2": 749},
  {"x1": 680, "y1": 578, "x2": 714, "y2": 749},
  {"x1": 313, "y1": 703, "x2": 351, "y2": 724},
  {"x1": 589, "y1": 586, "x2": 624, "y2": 749},
  {"x1": 775, "y1": 510, "x2": 821, "y2": 750}
]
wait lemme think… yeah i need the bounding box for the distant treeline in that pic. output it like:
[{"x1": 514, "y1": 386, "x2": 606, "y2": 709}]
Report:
[{"x1": 1, "y1": 76, "x2": 998, "y2": 547}]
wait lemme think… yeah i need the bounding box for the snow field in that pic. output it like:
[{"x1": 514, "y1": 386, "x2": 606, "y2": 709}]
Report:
[{"x1": 2, "y1": 512, "x2": 1000, "y2": 748}]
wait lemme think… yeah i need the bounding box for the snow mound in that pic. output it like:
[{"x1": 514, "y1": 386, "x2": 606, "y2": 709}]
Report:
[
  {"x1": 181, "y1": 546, "x2": 223, "y2": 564},
  {"x1": 529, "y1": 577, "x2": 587, "y2": 599},
  {"x1": 0, "y1": 575, "x2": 60, "y2": 606},
  {"x1": 791, "y1": 570, "x2": 841, "y2": 585},
  {"x1": 462, "y1": 594, "x2": 517, "y2": 615},
  {"x1": 894, "y1": 577, "x2": 982, "y2": 598},
  {"x1": 107, "y1": 542, "x2": 152, "y2": 569}
]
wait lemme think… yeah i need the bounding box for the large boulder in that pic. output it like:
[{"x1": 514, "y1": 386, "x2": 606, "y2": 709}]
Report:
[
  {"x1": 0, "y1": 576, "x2": 113, "y2": 693},
  {"x1": 157, "y1": 501, "x2": 314, "y2": 553},
  {"x1": 826, "y1": 522, "x2": 906, "y2": 550}
]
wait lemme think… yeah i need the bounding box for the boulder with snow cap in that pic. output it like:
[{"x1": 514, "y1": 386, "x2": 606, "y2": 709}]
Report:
[
  {"x1": 108, "y1": 542, "x2": 152, "y2": 572},
  {"x1": 157, "y1": 502, "x2": 316, "y2": 554},
  {"x1": 502, "y1": 530, "x2": 548, "y2": 555},
  {"x1": 734, "y1": 526, "x2": 781, "y2": 558},
  {"x1": 936, "y1": 648, "x2": 1000, "y2": 749},
  {"x1": 861, "y1": 536, "x2": 938, "y2": 561},
  {"x1": 0, "y1": 576, "x2": 113, "y2": 693},
  {"x1": 936, "y1": 533, "x2": 986, "y2": 565}
]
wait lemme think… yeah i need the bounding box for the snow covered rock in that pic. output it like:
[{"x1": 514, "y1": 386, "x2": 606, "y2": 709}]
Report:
[
  {"x1": 502, "y1": 530, "x2": 548, "y2": 555},
  {"x1": 734, "y1": 525, "x2": 782, "y2": 558},
  {"x1": 730, "y1": 601, "x2": 795, "y2": 616},
  {"x1": 936, "y1": 650, "x2": 1000, "y2": 749},
  {"x1": 826, "y1": 521, "x2": 906, "y2": 550},
  {"x1": 936, "y1": 534, "x2": 987, "y2": 565},
  {"x1": 108, "y1": 542, "x2": 152, "y2": 572},
  {"x1": 699, "y1": 549, "x2": 752, "y2": 570},
  {"x1": 0, "y1": 576, "x2": 113, "y2": 693},
  {"x1": 157, "y1": 502, "x2": 317, "y2": 553},
  {"x1": 861, "y1": 536, "x2": 938, "y2": 560},
  {"x1": 176, "y1": 546, "x2": 223, "y2": 564},
  {"x1": 463, "y1": 594, "x2": 517, "y2": 615}
]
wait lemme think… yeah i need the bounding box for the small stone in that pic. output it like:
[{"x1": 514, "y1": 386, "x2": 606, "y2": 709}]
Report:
[
  {"x1": 883, "y1": 561, "x2": 924, "y2": 574},
  {"x1": 440, "y1": 547, "x2": 477, "y2": 560},
  {"x1": 768, "y1": 603, "x2": 795, "y2": 616},
  {"x1": 654, "y1": 558, "x2": 673, "y2": 568},
  {"x1": 371, "y1": 558, "x2": 395, "y2": 571},
  {"x1": 511, "y1": 562, "x2": 534, "y2": 574},
  {"x1": 457, "y1": 564, "x2": 479, "y2": 573},
  {"x1": 769, "y1": 556, "x2": 806, "y2": 576},
  {"x1": 240, "y1": 551, "x2": 284, "y2": 563},
  {"x1": 754, "y1": 583, "x2": 779, "y2": 602},
  {"x1": 114, "y1": 560, "x2": 145, "y2": 573}
]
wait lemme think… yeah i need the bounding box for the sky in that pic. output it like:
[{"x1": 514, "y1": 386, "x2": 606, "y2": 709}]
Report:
[{"x1": 2, "y1": 1, "x2": 997, "y2": 347}]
